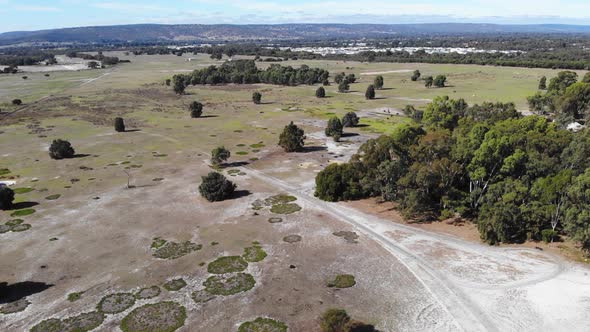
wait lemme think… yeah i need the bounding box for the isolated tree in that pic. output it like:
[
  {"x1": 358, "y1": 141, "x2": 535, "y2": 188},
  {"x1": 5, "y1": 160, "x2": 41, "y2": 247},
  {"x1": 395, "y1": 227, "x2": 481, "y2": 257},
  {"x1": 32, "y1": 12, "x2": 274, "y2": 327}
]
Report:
[
  {"x1": 165, "y1": 79, "x2": 171, "y2": 86},
  {"x1": 548, "y1": 71, "x2": 578, "y2": 94},
  {"x1": 87, "y1": 61, "x2": 99, "y2": 69},
  {"x1": 411, "y1": 70, "x2": 421, "y2": 81},
  {"x1": 424, "y1": 76, "x2": 434, "y2": 88},
  {"x1": 320, "y1": 308, "x2": 350, "y2": 332},
  {"x1": 278, "y1": 121, "x2": 305, "y2": 152},
  {"x1": 173, "y1": 78, "x2": 185, "y2": 95},
  {"x1": 252, "y1": 92, "x2": 262, "y2": 104},
  {"x1": 346, "y1": 73, "x2": 356, "y2": 83},
  {"x1": 316, "y1": 87, "x2": 326, "y2": 98},
  {"x1": 373, "y1": 75, "x2": 384, "y2": 89},
  {"x1": 0, "y1": 184, "x2": 15, "y2": 210},
  {"x1": 365, "y1": 85, "x2": 376, "y2": 100},
  {"x1": 334, "y1": 72, "x2": 345, "y2": 84},
  {"x1": 342, "y1": 112, "x2": 359, "y2": 127},
  {"x1": 49, "y1": 139, "x2": 75, "y2": 160},
  {"x1": 114, "y1": 117, "x2": 125, "y2": 132},
  {"x1": 199, "y1": 172, "x2": 236, "y2": 202},
  {"x1": 12, "y1": 99, "x2": 22, "y2": 105},
  {"x1": 325, "y1": 117, "x2": 343, "y2": 140},
  {"x1": 211, "y1": 146, "x2": 231, "y2": 166},
  {"x1": 538, "y1": 76, "x2": 547, "y2": 90},
  {"x1": 434, "y1": 75, "x2": 447, "y2": 88},
  {"x1": 338, "y1": 80, "x2": 350, "y2": 93},
  {"x1": 189, "y1": 101, "x2": 204, "y2": 118},
  {"x1": 323, "y1": 79, "x2": 330, "y2": 86}
]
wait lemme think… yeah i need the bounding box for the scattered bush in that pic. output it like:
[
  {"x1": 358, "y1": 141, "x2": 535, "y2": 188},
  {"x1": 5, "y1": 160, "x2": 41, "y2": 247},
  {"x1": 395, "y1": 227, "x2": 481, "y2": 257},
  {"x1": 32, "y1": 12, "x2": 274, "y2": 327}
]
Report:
[
  {"x1": 541, "y1": 229, "x2": 559, "y2": 243},
  {"x1": 198, "y1": 172, "x2": 236, "y2": 202},
  {"x1": 325, "y1": 117, "x2": 343, "y2": 139},
  {"x1": 434, "y1": 74, "x2": 447, "y2": 88},
  {"x1": 252, "y1": 92, "x2": 262, "y2": 104},
  {"x1": 49, "y1": 139, "x2": 75, "y2": 159},
  {"x1": 342, "y1": 112, "x2": 359, "y2": 127},
  {"x1": 338, "y1": 80, "x2": 350, "y2": 93},
  {"x1": 373, "y1": 75, "x2": 384, "y2": 89},
  {"x1": 211, "y1": 146, "x2": 231, "y2": 166},
  {"x1": 12, "y1": 99, "x2": 22, "y2": 105},
  {"x1": 189, "y1": 101, "x2": 203, "y2": 118},
  {"x1": 0, "y1": 184, "x2": 15, "y2": 210},
  {"x1": 114, "y1": 117, "x2": 125, "y2": 132},
  {"x1": 327, "y1": 274, "x2": 356, "y2": 288},
  {"x1": 320, "y1": 309, "x2": 350, "y2": 332},
  {"x1": 208, "y1": 256, "x2": 248, "y2": 274},
  {"x1": 365, "y1": 85, "x2": 376, "y2": 100},
  {"x1": 316, "y1": 86, "x2": 326, "y2": 98},
  {"x1": 278, "y1": 122, "x2": 305, "y2": 152},
  {"x1": 411, "y1": 70, "x2": 421, "y2": 81}
]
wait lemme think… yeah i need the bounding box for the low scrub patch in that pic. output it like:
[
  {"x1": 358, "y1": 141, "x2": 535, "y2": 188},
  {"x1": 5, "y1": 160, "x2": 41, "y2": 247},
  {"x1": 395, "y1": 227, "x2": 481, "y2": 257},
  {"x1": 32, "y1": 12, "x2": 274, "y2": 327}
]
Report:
[
  {"x1": 45, "y1": 194, "x2": 61, "y2": 200},
  {"x1": 163, "y1": 278, "x2": 187, "y2": 292},
  {"x1": 238, "y1": 317, "x2": 288, "y2": 332},
  {"x1": 270, "y1": 203, "x2": 302, "y2": 214},
  {"x1": 192, "y1": 290, "x2": 215, "y2": 304},
  {"x1": 208, "y1": 256, "x2": 248, "y2": 274},
  {"x1": 136, "y1": 286, "x2": 161, "y2": 299},
  {"x1": 242, "y1": 245, "x2": 267, "y2": 262},
  {"x1": 152, "y1": 240, "x2": 202, "y2": 260},
  {"x1": 203, "y1": 273, "x2": 255, "y2": 295},
  {"x1": 327, "y1": 274, "x2": 356, "y2": 288},
  {"x1": 120, "y1": 301, "x2": 186, "y2": 332},
  {"x1": 97, "y1": 293, "x2": 136, "y2": 314}
]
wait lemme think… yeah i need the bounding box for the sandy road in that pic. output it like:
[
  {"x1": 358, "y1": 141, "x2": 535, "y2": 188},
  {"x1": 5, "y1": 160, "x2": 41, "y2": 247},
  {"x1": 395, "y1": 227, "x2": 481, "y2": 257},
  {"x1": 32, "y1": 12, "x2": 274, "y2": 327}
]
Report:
[{"x1": 240, "y1": 165, "x2": 497, "y2": 332}]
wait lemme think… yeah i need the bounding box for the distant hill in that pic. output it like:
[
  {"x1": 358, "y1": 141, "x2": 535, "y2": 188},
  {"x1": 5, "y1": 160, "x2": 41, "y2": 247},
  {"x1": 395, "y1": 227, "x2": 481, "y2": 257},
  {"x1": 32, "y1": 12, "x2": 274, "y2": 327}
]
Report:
[{"x1": 1, "y1": 23, "x2": 590, "y2": 45}]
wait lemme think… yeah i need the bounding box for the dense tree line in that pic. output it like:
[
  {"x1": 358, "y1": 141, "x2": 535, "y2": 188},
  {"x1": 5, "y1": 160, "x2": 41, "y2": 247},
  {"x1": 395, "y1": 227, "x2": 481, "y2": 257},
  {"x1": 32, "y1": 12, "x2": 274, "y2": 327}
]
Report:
[
  {"x1": 171, "y1": 60, "x2": 329, "y2": 90},
  {"x1": 315, "y1": 96, "x2": 590, "y2": 250}
]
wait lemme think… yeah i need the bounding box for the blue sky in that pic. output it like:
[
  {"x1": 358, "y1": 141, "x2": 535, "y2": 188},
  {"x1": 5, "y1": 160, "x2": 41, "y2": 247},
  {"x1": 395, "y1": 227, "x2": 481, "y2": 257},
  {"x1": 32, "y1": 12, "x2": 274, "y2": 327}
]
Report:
[{"x1": 2, "y1": 0, "x2": 590, "y2": 33}]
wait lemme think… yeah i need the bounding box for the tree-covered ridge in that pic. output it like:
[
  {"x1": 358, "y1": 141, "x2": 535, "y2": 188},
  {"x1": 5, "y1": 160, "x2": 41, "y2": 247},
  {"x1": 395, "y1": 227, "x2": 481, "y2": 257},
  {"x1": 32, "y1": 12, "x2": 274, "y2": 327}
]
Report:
[
  {"x1": 315, "y1": 96, "x2": 590, "y2": 249},
  {"x1": 172, "y1": 60, "x2": 329, "y2": 88}
]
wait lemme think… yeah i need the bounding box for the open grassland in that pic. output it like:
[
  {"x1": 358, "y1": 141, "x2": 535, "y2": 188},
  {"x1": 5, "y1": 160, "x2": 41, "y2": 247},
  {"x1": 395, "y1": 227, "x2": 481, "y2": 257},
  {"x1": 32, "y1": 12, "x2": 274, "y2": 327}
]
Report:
[{"x1": 1, "y1": 53, "x2": 589, "y2": 332}]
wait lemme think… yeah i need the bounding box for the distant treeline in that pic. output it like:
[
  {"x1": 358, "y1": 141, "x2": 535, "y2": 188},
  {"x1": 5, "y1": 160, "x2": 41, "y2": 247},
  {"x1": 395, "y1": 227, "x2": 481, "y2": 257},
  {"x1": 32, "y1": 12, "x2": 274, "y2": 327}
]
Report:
[
  {"x1": 65, "y1": 51, "x2": 125, "y2": 65},
  {"x1": 172, "y1": 60, "x2": 329, "y2": 87}
]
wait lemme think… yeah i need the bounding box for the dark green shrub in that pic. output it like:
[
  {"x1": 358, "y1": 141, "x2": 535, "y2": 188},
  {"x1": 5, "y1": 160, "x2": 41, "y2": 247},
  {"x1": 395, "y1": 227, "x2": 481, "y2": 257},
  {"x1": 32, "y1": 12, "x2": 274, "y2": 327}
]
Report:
[
  {"x1": 0, "y1": 184, "x2": 15, "y2": 210},
  {"x1": 338, "y1": 80, "x2": 350, "y2": 93},
  {"x1": 211, "y1": 146, "x2": 230, "y2": 166},
  {"x1": 12, "y1": 99, "x2": 22, "y2": 105},
  {"x1": 411, "y1": 70, "x2": 421, "y2": 81},
  {"x1": 365, "y1": 85, "x2": 375, "y2": 100},
  {"x1": 278, "y1": 122, "x2": 305, "y2": 152},
  {"x1": 199, "y1": 172, "x2": 236, "y2": 202},
  {"x1": 373, "y1": 75, "x2": 384, "y2": 89},
  {"x1": 316, "y1": 87, "x2": 326, "y2": 98},
  {"x1": 541, "y1": 229, "x2": 559, "y2": 243},
  {"x1": 49, "y1": 139, "x2": 75, "y2": 159},
  {"x1": 320, "y1": 308, "x2": 350, "y2": 332},
  {"x1": 114, "y1": 117, "x2": 125, "y2": 132},
  {"x1": 189, "y1": 101, "x2": 203, "y2": 118},
  {"x1": 342, "y1": 112, "x2": 359, "y2": 127},
  {"x1": 325, "y1": 117, "x2": 343, "y2": 138},
  {"x1": 252, "y1": 92, "x2": 262, "y2": 104}
]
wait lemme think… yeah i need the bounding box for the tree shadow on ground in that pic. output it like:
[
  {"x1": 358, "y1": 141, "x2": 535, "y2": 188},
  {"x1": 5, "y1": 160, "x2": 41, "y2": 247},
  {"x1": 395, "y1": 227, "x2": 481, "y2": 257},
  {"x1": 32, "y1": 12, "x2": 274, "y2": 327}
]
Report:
[
  {"x1": 197, "y1": 115, "x2": 219, "y2": 118},
  {"x1": 229, "y1": 190, "x2": 252, "y2": 200},
  {"x1": 379, "y1": 87, "x2": 395, "y2": 91},
  {"x1": 300, "y1": 146, "x2": 327, "y2": 153},
  {"x1": 71, "y1": 154, "x2": 91, "y2": 159},
  {"x1": 373, "y1": 97, "x2": 387, "y2": 100},
  {"x1": 224, "y1": 161, "x2": 249, "y2": 168},
  {"x1": 125, "y1": 129, "x2": 142, "y2": 132},
  {"x1": 10, "y1": 201, "x2": 39, "y2": 210},
  {"x1": 0, "y1": 281, "x2": 53, "y2": 304},
  {"x1": 341, "y1": 132, "x2": 359, "y2": 138},
  {"x1": 354, "y1": 124, "x2": 370, "y2": 128}
]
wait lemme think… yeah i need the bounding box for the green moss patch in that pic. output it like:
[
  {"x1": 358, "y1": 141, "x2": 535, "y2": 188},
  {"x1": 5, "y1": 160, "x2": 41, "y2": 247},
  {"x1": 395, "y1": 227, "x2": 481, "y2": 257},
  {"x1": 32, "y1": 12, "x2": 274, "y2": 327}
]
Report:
[
  {"x1": 1, "y1": 298, "x2": 30, "y2": 314},
  {"x1": 120, "y1": 301, "x2": 186, "y2": 332},
  {"x1": 97, "y1": 293, "x2": 136, "y2": 314},
  {"x1": 0, "y1": 168, "x2": 10, "y2": 176},
  {"x1": 327, "y1": 274, "x2": 356, "y2": 288},
  {"x1": 238, "y1": 317, "x2": 288, "y2": 332},
  {"x1": 207, "y1": 256, "x2": 248, "y2": 274},
  {"x1": 62, "y1": 311, "x2": 105, "y2": 332},
  {"x1": 10, "y1": 208, "x2": 35, "y2": 217},
  {"x1": 152, "y1": 240, "x2": 202, "y2": 260},
  {"x1": 6, "y1": 219, "x2": 23, "y2": 226},
  {"x1": 203, "y1": 273, "x2": 256, "y2": 296},
  {"x1": 136, "y1": 286, "x2": 161, "y2": 299},
  {"x1": 13, "y1": 187, "x2": 34, "y2": 194},
  {"x1": 163, "y1": 279, "x2": 187, "y2": 292},
  {"x1": 270, "y1": 203, "x2": 301, "y2": 215},
  {"x1": 249, "y1": 143, "x2": 266, "y2": 149},
  {"x1": 265, "y1": 194, "x2": 297, "y2": 205},
  {"x1": 191, "y1": 290, "x2": 215, "y2": 304},
  {"x1": 242, "y1": 246, "x2": 267, "y2": 262},
  {"x1": 68, "y1": 291, "x2": 84, "y2": 302},
  {"x1": 236, "y1": 151, "x2": 249, "y2": 155},
  {"x1": 45, "y1": 194, "x2": 61, "y2": 200}
]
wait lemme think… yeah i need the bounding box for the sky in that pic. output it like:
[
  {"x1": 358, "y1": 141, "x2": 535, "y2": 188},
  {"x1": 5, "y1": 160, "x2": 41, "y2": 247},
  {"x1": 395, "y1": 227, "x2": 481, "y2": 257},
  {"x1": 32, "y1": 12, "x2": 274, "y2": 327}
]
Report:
[{"x1": 1, "y1": 0, "x2": 590, "y2": 33}]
